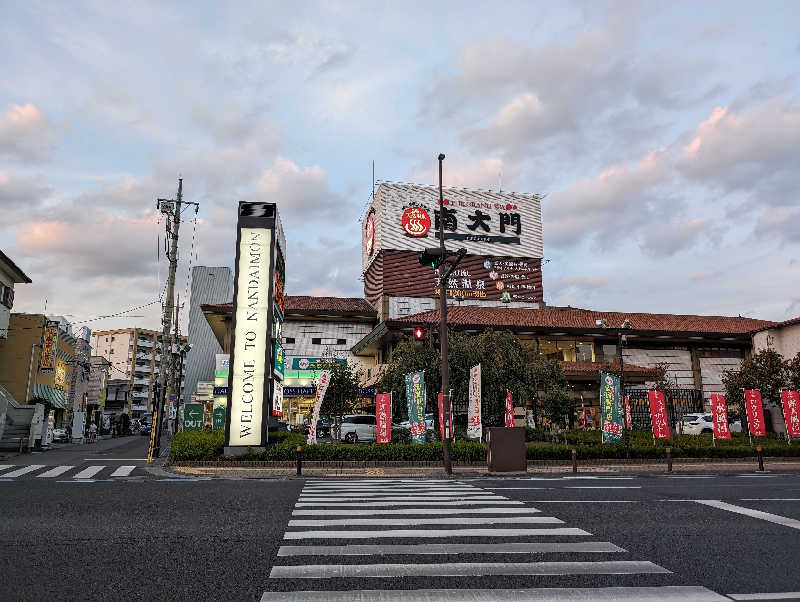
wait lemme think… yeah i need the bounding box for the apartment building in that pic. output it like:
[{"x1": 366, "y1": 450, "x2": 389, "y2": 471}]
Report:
[{"x1": 91, "y1": 328, "x2": 187, "y2": 416}]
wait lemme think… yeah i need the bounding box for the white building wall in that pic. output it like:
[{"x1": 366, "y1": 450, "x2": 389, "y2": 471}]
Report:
[
  {"x1": 622, "y1": 348, "x2": 694, "y2": 388},
  {"x1": 699, "y1": 356, "x2": 742, "y2": 402},
  {"x1": 282, "y1": 319, "x2": 374, "y2": 373}
]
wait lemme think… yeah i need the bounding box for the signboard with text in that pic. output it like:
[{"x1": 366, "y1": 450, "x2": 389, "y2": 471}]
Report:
[
  {"x1": 504, "y1": 391, "x2": 514, "y2": 428},
  {"x1": 781, "y1": 390, "x2": 800, "y2": 438},
  {"x1": 647, "y1": 390, "x2": 670, "y2": 440},
  {"x1": 468, "y1": 364, "x2": 482, "y2": 441},
  {"x1": 601, "y1": 372, "x2": 623, "y2": 443},
  {"x1": 290, "y1": 357, "x2": 346, "y2": 370},
  {"x1": 307, "y1": 371, "x2": 331, "y2": 445},
  {"x1": 376, "y1": 393, "x2": 392, "y2": 444},
  {"x1": 183, "y1": 403, "x2": 204, "y2": 431},
  {"x1": 404, "y1": 371, "x2": 426, "y2": 444},
  {"x1": 711, "y1": 393, "x2": 731, "y2": 441},
  {"x1": 40, "y1": 323, "x2": 58, "y2": 372},
  {"x1": 438, "y1": 392, "x2": 454, "y2": 440},
  {"x1": 744, "y1": 390, "x2": 766, "y2": 437}
]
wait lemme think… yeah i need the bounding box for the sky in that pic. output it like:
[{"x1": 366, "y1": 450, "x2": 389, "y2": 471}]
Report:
[{"x1": 1, "y1": 0, "x2": 799, "y2": 335}]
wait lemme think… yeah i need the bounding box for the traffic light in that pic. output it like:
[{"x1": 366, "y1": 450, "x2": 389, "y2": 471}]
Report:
[
  {"x1": 418, "y1": 247, "x2": 444, "y2": 268},
  {"x1": 413, "y1": 326, "x2": 425, "y2": 349}
]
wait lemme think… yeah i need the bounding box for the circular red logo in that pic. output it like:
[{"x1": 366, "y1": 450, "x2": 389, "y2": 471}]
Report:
[
  {"x1": 365, "y1": 214, "x2": 375, "y2": 255},
  {"x1": 401, "y1": 207, "x2": 431, "y2": 237}
]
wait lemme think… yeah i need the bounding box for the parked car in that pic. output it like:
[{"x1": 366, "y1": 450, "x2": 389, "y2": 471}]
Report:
[
  {"x1": 316, "y1": 419, "x2": 331, "y2": 439},
  {"x1": 678, "y1": 413, "x2": 742, "y2": 435},
  {"x1": 52, "y1": 428, "x2": 68, "y2": 443},
  {"x1": 140, "y1": 424, "x2": 152, "y2": 436},
  {"x1": 340, "y1": 414, "x2": 376, "y2": 443},
  {"x1": 394, "y1": 414, "x2": 435, "y2": 431}
]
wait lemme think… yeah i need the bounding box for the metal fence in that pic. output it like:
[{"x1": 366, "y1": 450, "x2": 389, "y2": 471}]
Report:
[{"x1": 625, "y1": 388, "x2": 704, "y2": 429}]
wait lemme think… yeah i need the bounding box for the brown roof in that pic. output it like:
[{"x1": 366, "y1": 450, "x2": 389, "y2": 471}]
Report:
[
  {"x1": 751, "y1": 315, "x2": 800, "y2": 334},
  {"x1": 560, "y1": 361, "x2": 661, "y2": 379},
  {"x1": 202, "y1": 296, "x2": 376, "y2": 316},
  {"x1": 391, "y1": 306, "x2": 774, "y2": 336},
  {"x1": 0, "y1": 249, "x2": 32, "y2": 283}
]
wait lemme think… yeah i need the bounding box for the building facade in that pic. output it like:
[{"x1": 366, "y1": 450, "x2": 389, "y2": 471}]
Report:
[
  {"x1": 68, "y1": 326, "x2": 92, "y2": 413},
  {"x1": 0, "y1": 250, "x2": 32, "y2": 339},
  {"x1": 752, "y1": 317, "x2": 800, "y2": 360},
  {"x1": 91, "y1": 328, "x2": 187, "y2": 416}
]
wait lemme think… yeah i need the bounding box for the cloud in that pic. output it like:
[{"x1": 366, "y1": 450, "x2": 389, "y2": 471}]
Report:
[
  {"x1": 0, "y1": 103, "x2": 58, "y2": 162},
  {"x1": 253, "y1": 157, "x2": 344, "y2": 220},
  {"x1": 754, "y1": 206, "x2": 800, "y2": 245},
  {"x1": 406, "y1": 157, "x2": 521, "y2": 191},
  {"x1": 0, "y1": 170, "x2": 51, "y2": 209},
  {"x1": 640, "y1": 218, "x2": 715, "y2": 257},
  {"x1": 285, "y1": 236, "x2": 362, "y2": 298}
]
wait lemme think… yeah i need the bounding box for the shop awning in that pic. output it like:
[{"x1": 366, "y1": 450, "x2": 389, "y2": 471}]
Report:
[{"x1": 32, "y1": 383, "x2": 69, "y2": 410}]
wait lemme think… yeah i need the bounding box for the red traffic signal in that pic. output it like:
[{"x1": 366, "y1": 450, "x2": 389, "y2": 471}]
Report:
[{"x1": 413, "y1": 327, "x2": 425, "y2": 341}]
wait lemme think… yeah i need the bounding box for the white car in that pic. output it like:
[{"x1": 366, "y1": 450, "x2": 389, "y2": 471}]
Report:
[
  {"x1": 678, "y1": 412, "x2": 742, "y2": 435},
  {"x1": 340, "y1": 414, "x2": 376, "y2": 443},
  {"x1": 395, "y1": 414, "x2": 435, "y2": 431},
  {"x1": 52, "y1": 428, "x2": 68, "y2": 443}
]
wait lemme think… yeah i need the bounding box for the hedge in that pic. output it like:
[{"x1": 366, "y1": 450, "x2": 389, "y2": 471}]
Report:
[{"x1": 170, "y1": 428, "x2": 800, "y2": 463}]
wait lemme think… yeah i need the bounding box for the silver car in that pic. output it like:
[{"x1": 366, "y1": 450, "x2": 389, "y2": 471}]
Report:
[{"x1": 339, "y1": 414, "x2": 376, "y2": 443}]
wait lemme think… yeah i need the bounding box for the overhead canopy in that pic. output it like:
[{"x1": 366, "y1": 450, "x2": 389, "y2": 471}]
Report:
[{"x1": 32, "y1": 383, "x2": 69, "y2": 410}]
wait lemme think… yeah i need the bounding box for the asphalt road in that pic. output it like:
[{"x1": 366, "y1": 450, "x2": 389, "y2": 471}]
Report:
[{"x1": 2, "y1": 462, "x2": 799, "y2": 601}]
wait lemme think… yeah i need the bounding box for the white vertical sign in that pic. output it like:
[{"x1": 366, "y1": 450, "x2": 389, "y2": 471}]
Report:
[
  {"x1": 468, "y1": 363, "x2": 482, "y2": 441},
  {"x1": 308, "y1": 370, "x2": 332, "y2": 445},
  {"x1": 272, "y1": 381, "x2": 284, "y2": 417},
  {"x1": 229, "y1": 227, "x2": 272, "y2": 447}
]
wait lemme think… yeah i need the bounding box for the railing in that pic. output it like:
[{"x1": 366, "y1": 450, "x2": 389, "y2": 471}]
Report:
[
  {"x1": 132, "y1": 391, "x2": 149, "y2": 399},
  {"x1": 136, "y1": 353, "x2": 152, "y2": 361},
  {"x1": 137, "y1": 339, "x2": 153, "y2": 348},
  {"x1": 625, "y1": 388, "x2": 704, "y2": 429}
]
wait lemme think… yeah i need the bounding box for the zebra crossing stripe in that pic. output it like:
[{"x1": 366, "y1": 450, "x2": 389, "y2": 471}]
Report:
[
  {"x1": 296, "y1": 500, "x2": 524, "y2": 507},
  {"x1": 277, "y1": 542, "x2": 626, "y2": 556},
  {"x1": 269, "y1": 560, "x2": 671, "y2": 578},
  {"x1": 300, "y1": 491, "x2": 490, "y2": 497},
  {"x1": 298, "y1": 496, "x2": 504, "y2": 502},
  {"x1": 110, "y1": 465, "x2": 136, "y2": 477},
  {"x1": 260, "y1": 586, "x2": 728, "y2": 601},
  {"x1": 292, "y1": 507, "x2": 542, "y2": 516},
  {"x1": 283, "y1": 527, "x2": 590, "y2": 539},
  {"x1": 37, "y1": 466, "x2": 73, "y2": 478},
  {"x1": 2, "y1": 465, "x2": 45, "y2": 478},
  {"x1": 288, "y1": 516, "x2": 564, "y2": 527},
  {"x1": 72, "y1": 466, "x2": 106, "y2": 479},
  {"x1": 0, "y1": 465, "x2": 16, "y2": 473}
]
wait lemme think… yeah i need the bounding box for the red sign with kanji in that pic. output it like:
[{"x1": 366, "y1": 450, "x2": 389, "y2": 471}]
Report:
[
  {"x1": 744, "y1": 390, "x2": 766, "y2": 437},
  {"x1": 437, "y1": 392, "x2": 454, "y2": 440},
  {"x1": 505, "y1": 391, "x2": 514, "y2": 428},
  {"x1": 623, "y1": 395, "x2": 632, "y2": 429},
  {"x1": 781, "y1": 390, "x2": 800, "y2": 438},
  {"x1": 648, "y1": 390, "x2": 670, "y2": 439},
  {"x1": 711, "y1": 393, "x2": 731, "y2": 441},
  {"x1": 376, "y1": 393, "x2": 392, "y2": 444}
]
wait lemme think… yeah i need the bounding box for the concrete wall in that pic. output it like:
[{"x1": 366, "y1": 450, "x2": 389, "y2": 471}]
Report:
[
  {"x1": 622, "y1": 348, "x2": 694, "y2": 388},
  {"x1": 283, "y1": 319, "x2": 375, "y2": 373},
  {"x1": 699, "y1": 356, "x2": 742, "y2": 402},
  {"x1": 753, "y1": 323, "x2": 800, "y2": 359}
]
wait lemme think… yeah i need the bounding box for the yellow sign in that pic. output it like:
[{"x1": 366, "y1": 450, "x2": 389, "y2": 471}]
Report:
[
  {"x1": 54, "y1": 359, "x2": 67, "y2": 390},
  {"x1": 41, "y1": 326, "x2": 57, "y2": 371}
]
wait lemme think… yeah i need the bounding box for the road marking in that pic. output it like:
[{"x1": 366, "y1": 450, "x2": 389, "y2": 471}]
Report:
[
  {"x1": 56, "y1": 479, "x2": 112, "y2": 483},
  {"x1": 36, "y1": 466, "x2": 73, "y2": 478},
  {"x1": 155, "y1": 477, "x2": 210, "y2": 481},
  {"x1": 2, "y1": 465, "x2": 45, "y2": 478},
  {"x1": 0, "y1": 465, "x2": 16, "y2": 473},
  {"x1": 665, "y1": 476, "x2": 715, "y2": 479},
  {"x1": 72, "y1": 466, "x2": 105, "y2": 479},
  {"x1": 740, "y1": 498, "x2": 800, "y2": 501},
  {"x1": 695, "y1": 500, "x2": 800, "y2": 531},
  {"x1": 565, "y1": 486, "x2": 642, "y2": 489},
  {"x1": 728, "y1": 592, "x2": 800, "y2": 600},
  {"x1": 84, "y1": 458, "x2": 148, "y2": 461},
  {"x1": 528, "y1": 500, "x2": 640, "y2": 504},
  {"x1": 483, "y1": 487, "x2": 551, "y2": 490},
  {"x1": 110, "y1": 465, "x2": 136, "y2": 477},
  {"x1": 737, "y1": 474, "x2": 778, "y2": 477},
  {"x1": 260, "y1": 586, "x2": 728, "y2": 601},
  {"x1": 269, "y1": 560, "x2": 670, "y2": 578},
  {"x1": 297, "y1": 496, "x2": 505, "y2": 502},
  {"x1": 300, "y1": 491, "x2": 489, "y2": 497},
  {"x1": 283, "y1": 527, "x2": 590, "y2": 539},
  {"x1": 296, "y1": 500, "x2": 524, "y2": 507},
  {"x1": 560, "y1": 476, "x2": 635, "y2": 480},
  {"x1": 292, "y1": 507, "x2": 543, "y2": 516},
  {"x1": 277, "y1": 541, "x2": 626, "y2": 556},
  {"x1": 288, "y1": 516, "x2": 564, "y2": 527}
]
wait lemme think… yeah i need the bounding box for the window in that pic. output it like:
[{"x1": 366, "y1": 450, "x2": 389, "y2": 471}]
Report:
[
  {"x1": 337, "y1": 338, "x2": 347, "y2": 345},
  {"x1": 111, "y1": 336, "x2": 115, "y2": 342},
  {"x1": 311, "y1": 337, "x2": 322, "y2": 345},
  {"x1": 284, "y1": 337, "x2": 296, "y2": 344},
  {"x1": 110, "y1": 349, "x2": 114, "y2": 354}
]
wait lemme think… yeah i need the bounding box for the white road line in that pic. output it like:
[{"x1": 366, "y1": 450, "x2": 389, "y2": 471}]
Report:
[
  {"x1": 565, "y1": 486, "x2": 642, "y2": 489},
  {"x1": 260, "y1": 586, "x2": 727, "y2": 601},
  {"x1": 296, "y1": 500, "x2": 524, "y2": 507},
  {"x1": 277, "y1": 542, "x2": 626, "y2": 556},
  {"x1": 269, "y1": 560, "x2": 670, "y2": 578},
  {"x1": 298, "y1": 496, "x2": 506, "y2": 502},
  {"x1": 740, "y1": 498, "x2": 800, "y2": 501},
  {"x1": 2, "y1": 465, "x2": 45, "y2": 478},
  {"x1": 728, "y1": 592, "x2": 800, "y2": 600},
  {"x1": 695, "y1": 500, "x2": 800, "y2": 531},
  {"x1": 560, "y1": 476, "x2": 635, "y2": 480},
  {"x1": 283, "y1": 527, "x2": 590, "y2": 539},
  {"x1": 36, "y1": 466, "x2": 73, "y2": 478},
  {"x1": 0, "y1": 465, "x2": 16, "y2": 473},
  {"x1": 72, "y1": 466, "x2": 106, "y2": 479},
  {"x1": 665, "y1": 476, "x2": 715, "y2": 479},
  {"x1": 84, "y1": 458, "x2": 148, "y2": 461},
  {"x1": 110, "y1": 465, "x2": 136, "y2": 477},
  {"x1": 482, "y1": 487, "x2": 551, "y2": 490},
  {"x1": 288, "y1": 516, "x2": 564, "y2": 527},
  {"x1": 300, "y1": 491, "x2": 487, "y2": 497},
  {"x1": 292, "y1": 507, "x2": 542, "y2": 516},
  {"x1": 737, "y1": 474, "x2": 778, "y2": 477},
  {"x1": 528, "y1": 500, "x2": 640, "y2": 504}
]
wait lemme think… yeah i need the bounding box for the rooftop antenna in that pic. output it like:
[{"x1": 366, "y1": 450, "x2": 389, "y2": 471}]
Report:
[{"x1": 372, "y1": 160, "x2": 375, "y2": 199}]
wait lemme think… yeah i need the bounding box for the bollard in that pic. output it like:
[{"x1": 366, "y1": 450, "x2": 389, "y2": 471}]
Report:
[
  {"x1": 666, "y1": 447, "x2": 673, "y2": 473},
  {"x1": 756, "y1": 446, "x2": 764, "y2": 472},
  {"x1": 296, "y1": 445, "x2": 303, "y2": 476},
  {"x1": 571, "y1": 448, "x2": 577, "y2": 474}
]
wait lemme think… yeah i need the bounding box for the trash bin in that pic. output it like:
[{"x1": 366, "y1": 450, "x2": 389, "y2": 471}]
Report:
[{"x1": 487, "y1": 427, "x2": 526, "y2": 473}]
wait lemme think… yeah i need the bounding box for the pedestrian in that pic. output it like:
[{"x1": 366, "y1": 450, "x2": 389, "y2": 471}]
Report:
[{"x1": 88, "y1": 422, "x2": 97, "y2": 443}]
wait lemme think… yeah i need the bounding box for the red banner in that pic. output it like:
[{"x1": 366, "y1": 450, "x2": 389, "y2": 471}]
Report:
[
  {"x1": 648, "y1": 391, "x2": 670, "y2": 439},
  {"x1": 376, "y1": 393, "x2": 392, "y2": 444},
  {"x1": 744, "y1": 390, "x2": 766, "y2": 437},
  {"x1": 623, "y1": 395, "x2": 632, "y2": 429},
  {"x1": 437, "y1": 392, "x2": 454, "y2": 440},
  {"x1": 711, "y1": 393, "x2": 731, "y2": 441},
  {"x1": 505, "y1": 391, "x2": 514, "y2": 427},
  {"x1": 781, "y1": 390, "x2": 800, "y2": 438},
  {"x1": 580, "y1": 399, "x2": 587, "y2": 429}
]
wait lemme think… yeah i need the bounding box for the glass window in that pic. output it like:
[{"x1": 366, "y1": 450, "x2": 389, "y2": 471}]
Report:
[
  {"x1": 311, "y1": 337, "x2": 321, "y2": 345},
  {"x1": 337, "y1": 338, "x2": 347, "y2": 345},
  {"x1": 284, "y1": 337, "x2": 296, "y2": 344}
]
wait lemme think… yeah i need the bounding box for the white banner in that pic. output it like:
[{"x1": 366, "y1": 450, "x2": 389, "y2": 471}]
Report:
[
  {"x1": 272, "y1": 380, "x2": 284, "y2": 417},
  {"x1": 468, "y1": 364, "x2": 482, "y2": 441},
  {"x1": 307, "y1": 370, "x2": 332, "y2": 445}
]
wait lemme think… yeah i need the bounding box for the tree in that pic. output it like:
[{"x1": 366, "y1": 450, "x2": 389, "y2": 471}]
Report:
[
  {"x1": 786, "y1": 352, "x2": 800, "y2": 392},
  {"x1": 320, "y1": 360, "x2": 363, "y2": 442},
  {"x1": 722, "y1": 349, "x2": 788, "y2": 427},
  {"x1": 528, "y1": 353, "x2": 569, "y2": 426}
]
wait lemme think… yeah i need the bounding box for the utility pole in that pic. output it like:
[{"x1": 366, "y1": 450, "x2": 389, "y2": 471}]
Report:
[
  {"x1": 148, "y1": 178, "x2": 198, "y2": 462},
  {"x1": 166, "y1": 295, "x2": 180, "y2": 434},
  {"x1": 437, "y1": 154, "x2": 453, "y2": 475}
]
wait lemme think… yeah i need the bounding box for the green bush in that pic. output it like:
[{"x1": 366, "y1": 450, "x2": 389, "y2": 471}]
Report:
[
  {"x1": 268, "y1": 431, "x2": 306, "y2": 446},
  {"x1": 391, "y1": 428, "x2": 411, "y2": 444},
  {"x1": 170, "y1": 429, "x2": 225, "y2": 461}
]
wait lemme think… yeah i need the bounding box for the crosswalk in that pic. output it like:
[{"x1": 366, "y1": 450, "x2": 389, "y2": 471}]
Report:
[
  {"x1": 262, "y1": 479, "x2": 727, "y2": 601},
  {"x1": 0, "y1": 463, "x2": 140, "y2": 480}
]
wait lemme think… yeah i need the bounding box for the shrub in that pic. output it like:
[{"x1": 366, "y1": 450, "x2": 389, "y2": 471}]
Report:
[{"x1": 170, "y1": 430, "x2": 224, "y2": 461}]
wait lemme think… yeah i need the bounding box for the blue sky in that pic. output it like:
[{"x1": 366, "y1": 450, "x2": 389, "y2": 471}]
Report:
[{"x1": 1, "y1": 0, "x2": 799, "y2": 333}]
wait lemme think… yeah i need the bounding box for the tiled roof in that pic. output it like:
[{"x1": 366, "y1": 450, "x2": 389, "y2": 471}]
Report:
[
  {"x1": 202, "y1": 296, "x2": 376, "y2": 316},
  {"x1": 391, "y1": 306, "x2": 774, "y2": 336},
  {"x1": 751, "y1": 315, "x2": 800, "y2": 333},
  {"x1": 560, "y1": 361, "x2": 661, "y2": 378}
]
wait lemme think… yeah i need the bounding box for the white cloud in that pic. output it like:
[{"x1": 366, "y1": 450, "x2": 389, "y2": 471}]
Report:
[
  {"x1": 253, "y1": 157, "x2": 343, "y2": 220},
  {"x1": 0, "y1": 103, "x2": 58, "y2": 162}
]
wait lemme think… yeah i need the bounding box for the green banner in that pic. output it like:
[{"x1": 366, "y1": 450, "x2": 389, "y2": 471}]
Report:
[
  {"x1": 291, "y1": 357, "x2": 346, "y2": 370},
  {"x1": 212, "y1": 405, "x2": 226, "y2": 430},
  {"x1": 184, "y1": 403, "x2": 204, "y2": 431},
  {"x1": 600, "y1": 372, "x2": 623, "y2": 443},
  {"x1": 404, "y1": 371, "x2": 427, "y2": 444}
]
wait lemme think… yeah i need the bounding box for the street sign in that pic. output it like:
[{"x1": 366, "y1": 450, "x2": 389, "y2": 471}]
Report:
[
  {"x1": 212, "y1": 405, "x2": 226, "y2": 430},
  {"x1": 184, "y1": 403, "x2": 204, "y2": 431}
]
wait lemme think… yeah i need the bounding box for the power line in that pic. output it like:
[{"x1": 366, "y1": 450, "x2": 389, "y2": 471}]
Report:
[{"x1": 71, "y1": 300, "x2": 160, "y2": 324}]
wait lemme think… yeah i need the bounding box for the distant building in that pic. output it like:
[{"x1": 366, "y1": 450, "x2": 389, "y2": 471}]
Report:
[
  {"x1": 183, "y1": 266, "x2": 233, "y2": 410},
  {"x1": 91, "y1": 327, "x2": 187, "y2": 416},
  {"x1": 105, "y1": 378, "x2": 130, "y2": 416},
  {"x1": 0, "y1": 250, "x2": 32, "y2": 339},
  {"x1": 68, "y1": 326, "x2": 92, "y2": 413},
  {"x1": 752, "y1": 317, "x2": 800, "y2": 360}
]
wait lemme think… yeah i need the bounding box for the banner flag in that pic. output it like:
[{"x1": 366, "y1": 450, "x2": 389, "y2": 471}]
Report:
[
  {"x1": 505, "y1": 391, "x2": 514, "y2": 428},
  {"x1": 647, "y1": 390, "x2": 670, "y2": 440},
  {"x1": 781, "y1": 390, "x2": 800, "y2": 438},
  {"x1": 711, "y1": 393, "x2": 731, "y2": 441},
  {"x1": 437, "y1": 392, "x2": 454, "y2": 440},
  {"x1": 623, "y1": 395, "x2": 632, "y2": 429},
  {"x1": 404, "y1": 371, "x2": 426, "y2": 444},
  {"x1": 307, "y1": 370, "x2": 331, "y2": 445},
  {"x1": 744, "y1": 389, "x2": 766, "y2": 437},
  {"x1": 600, "y1": 372, "x2": 623, "y2": 443},
  {"x1": 376, "y1": 393, "x2": 392, "y2": 443},
  {"x1": 272, "y1": 381, "x2": 283, "y2": 417},
  {"x1": 40, "y1": 325, "x2": 58, "y2": 372},
  {"x1": 468, "y1": 364, "x2": 482, "y2": 441},
  {"x1": 580, "y1": 397, "x2": 587, "y2": 429}
]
